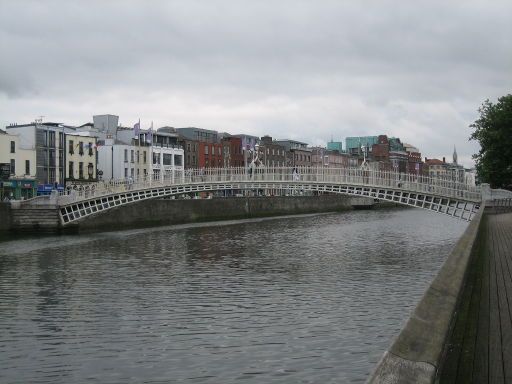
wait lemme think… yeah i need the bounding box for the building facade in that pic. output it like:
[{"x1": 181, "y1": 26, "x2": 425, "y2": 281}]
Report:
[
  {"x1": 311, "y1": 147, "x2": 350, "y2": 168},
  {"x1": 221, "y1": 136, "x2": 244, "y2": 167},
  {"x1": 65, "y1": 133, "x2": 98, "y2": 185},
  {"x1": 0, "y1": 130, "x2": 37, "y2": 199},
  {"x1": 274, "y1": 139, "x2": 312, "y2": 167},
  {"x1": 199, "y1": 142, "x2": 223, "y2": 168},
  {"x1": 6, "y1": 122, "x2": 69, "y2": 188},
  {"x1": 258, "y1": 136, "x2": 286, "y2": 167}
]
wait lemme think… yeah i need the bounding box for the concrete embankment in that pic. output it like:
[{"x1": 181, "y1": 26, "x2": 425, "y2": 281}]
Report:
[
  {"x1": 76, "y1": 195, "x2": 368, "y2": 232},
  {"x1": 367, "y1": 208, "x2": 485, "y2": 384},
  {"x1": 1, "y1": 195, "x2": 379, "y2": 234},
  {"x1": 0, "y1": 203, "x2": 11, "y2": 231}
]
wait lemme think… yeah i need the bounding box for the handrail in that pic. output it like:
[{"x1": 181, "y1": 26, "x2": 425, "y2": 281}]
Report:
[{"x1": 53, "y1": 166, "x2": 482, "y2": 205}]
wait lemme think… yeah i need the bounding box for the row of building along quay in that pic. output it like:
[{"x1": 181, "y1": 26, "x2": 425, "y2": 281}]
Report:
[{"x1": 0, "y1": 113, "x2": 475, "y2": 201}]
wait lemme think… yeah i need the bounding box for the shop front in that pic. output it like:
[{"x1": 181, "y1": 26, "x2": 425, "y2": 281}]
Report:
[
  {"x1": 37, "y1": 183, "x2": 65, "y2": 196},
  {"x1": 0, "y1": 179, "x2": 37, "y2": 201}
]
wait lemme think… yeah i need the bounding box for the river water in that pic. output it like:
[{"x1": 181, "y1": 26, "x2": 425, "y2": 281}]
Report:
[{"x1": 0, "y1": 208, "x2": 467, "y2": 383}]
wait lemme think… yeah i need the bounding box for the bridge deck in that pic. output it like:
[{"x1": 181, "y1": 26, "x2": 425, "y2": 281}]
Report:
[{"x1": 438, "y1": 212, "x2": 512, "y2": 383}]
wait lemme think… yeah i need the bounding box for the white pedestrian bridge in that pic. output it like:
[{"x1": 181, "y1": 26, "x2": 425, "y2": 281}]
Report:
[{"x1": 39, "y1": 167, "x2": 486, "y2": 226}]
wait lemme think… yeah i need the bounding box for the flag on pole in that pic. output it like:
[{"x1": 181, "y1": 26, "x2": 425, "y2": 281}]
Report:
[{"x1": 134, "y1": 119, "x2": 140, "y2": 138}]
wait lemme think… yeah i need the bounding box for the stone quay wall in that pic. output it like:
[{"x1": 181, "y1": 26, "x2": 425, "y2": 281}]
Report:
[
  {"x1": 366, "y1": 207, "x2": 485, "y2": 384},
  {"x1": 1, "y1": 195, "x2": 377, "y2": 233},
  {"x1": 0, "y1": 202, "x2": 11, "y2": 231},
  {"x1": 76, "y1": 195, "x2": 365, "y2": 232}
]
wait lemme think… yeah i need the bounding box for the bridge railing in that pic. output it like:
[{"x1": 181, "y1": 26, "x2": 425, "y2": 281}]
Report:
[{"x1": 54, "y1": 166, "x2": 482, "y2": 204}]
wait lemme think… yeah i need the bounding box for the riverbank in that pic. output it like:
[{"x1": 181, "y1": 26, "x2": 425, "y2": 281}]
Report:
[
  {"x1": 1, "y1": 195, "x2": 398, "y2": 235},
  {"x1": 367, "y1": 207, "x2": 484, "y2": 383}
]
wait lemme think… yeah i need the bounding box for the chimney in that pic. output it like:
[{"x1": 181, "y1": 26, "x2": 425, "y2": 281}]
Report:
[{"x1": 443, "y1": 157, "x2": 445, "y2": 163}]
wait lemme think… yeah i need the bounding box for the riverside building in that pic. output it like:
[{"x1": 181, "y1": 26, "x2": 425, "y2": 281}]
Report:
[{"x1": 0, "y1": 129, "x2": 37, "y2": 200}]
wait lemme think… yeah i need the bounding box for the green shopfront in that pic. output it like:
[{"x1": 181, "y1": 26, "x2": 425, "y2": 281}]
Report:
[{"x1": 0, "y1": 179, "x2": 37, "y2": 201}]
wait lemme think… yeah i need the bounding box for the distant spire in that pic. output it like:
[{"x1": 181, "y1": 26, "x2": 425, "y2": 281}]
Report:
[{"x1": 453, "y1": 145, "x2": 458, "y2": 164}]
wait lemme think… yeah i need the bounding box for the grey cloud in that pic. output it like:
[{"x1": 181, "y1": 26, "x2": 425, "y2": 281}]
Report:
[{"x1": 0, "y1": 0, "x2": 511, "y2": 166}]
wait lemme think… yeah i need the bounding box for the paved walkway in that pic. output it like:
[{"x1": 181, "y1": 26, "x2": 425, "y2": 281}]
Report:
[{"x1": 438, "y1": 212, "x2": 512, "y2": 383}]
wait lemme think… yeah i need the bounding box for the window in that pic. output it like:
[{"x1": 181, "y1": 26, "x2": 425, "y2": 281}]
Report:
[
  {"x1": 49, "y1": 149, "x2": 56, "y2": 167},
  {"x1": 79, "y1": 162, "x2": 84, "y2": 179},
  {"x1": 125, "y1": 168, "x2": 128, "y2": 177},
  {"x1": 10, "y1": 141, "x2": 15, "y2": 153},
  {"x1": 218, "y1": 147, "x2": 221, "y2": 156},
  {"x1": 137, "y1": 169, "x2": 140, "y2": 177},
  {"x1": 69, "y1": 140, "x2": 74, "y2": 154},
  {"x1": 163, "y1": 154, "x2": 172, "y2": 165},
  {"x1": 79, "y1": 142, "x2": 84, "y2": 156},
  {"x1": 88, "y1": 142, "x2": 93, "y2": 156},
  {"x1": 49, "y1": 131, "x2": 55, "y2": 148},
  {"x1": 124, "y1": 149, "x2": 128, "y2": 162},
  {"x1": 131, "y1": 168, "x2": 134, "y2": 177},
  {"x1": 68, "y1": 161, "x2": 74, "y2": 178},
  {"x1": 174, "y1": 155, "x2": 182, "y2": 166},
  {"x1": 136, "y1": 151, "x2": 139, "y2": 163},
  {"x1": 25, "y1": 160, "x2": 30, "y2": 175},
  {"x1": 131, "y1": 150, "x2": 134, "y2": 163},
  {"x1": 10, "y1": 159, "x2": 15, "y2": 175},
  {"x1": 59, "y1": 132, "x2": 64, "y2": 148},
  {"x1": 187, "y1": 143, "x2": 191, "y2": 152},
  {"x1": 205, "y1": 145, "x2": 209, "y2": 155},
  {"x1": 88, "y1": 163, "x2": 94, "y2": 179},
  {"x1": 49, "y1": 168, "x2": 56, "y2": 183},
  {"x1": 143, "y1": 151, "x2": 147, "y2": 163},
  {"x1": 153, "y1": 153, "x2": 160, "y2": 164}
]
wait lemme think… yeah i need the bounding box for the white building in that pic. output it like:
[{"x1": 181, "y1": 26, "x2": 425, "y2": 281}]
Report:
[
  {"x1": 84, "y1": 116, "x2": 184, "y2": 182},
  {"x1": 0, "y1": 130, "x2": 37, "y2": 199},
  {"x1": 97, "y1": 138, "x2": 151, "y2": 181}
]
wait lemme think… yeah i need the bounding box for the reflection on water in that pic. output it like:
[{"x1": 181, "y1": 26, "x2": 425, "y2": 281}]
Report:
[{"x1": 0, "y1": 208, "x2": 467, "y2": 383}]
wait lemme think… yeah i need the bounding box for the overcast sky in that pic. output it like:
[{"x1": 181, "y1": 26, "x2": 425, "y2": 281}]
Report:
[{"x1": 1, "y1": 0, "x2": 511, "y2": 166}]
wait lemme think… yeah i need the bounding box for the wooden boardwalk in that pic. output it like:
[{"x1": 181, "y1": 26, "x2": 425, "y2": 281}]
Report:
[{"x1": 438, "y1": 212, "x2": 512, "y2": 383}]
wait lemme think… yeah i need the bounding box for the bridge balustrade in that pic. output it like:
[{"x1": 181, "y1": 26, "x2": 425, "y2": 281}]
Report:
[{"x1": 54, "y1": 166, "x2": 481, "y2": 204}]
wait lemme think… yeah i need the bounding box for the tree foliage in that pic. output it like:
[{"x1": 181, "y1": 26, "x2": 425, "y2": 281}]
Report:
[{"x1": 470, "y1": 94, "x2": 512, "y2": 189}]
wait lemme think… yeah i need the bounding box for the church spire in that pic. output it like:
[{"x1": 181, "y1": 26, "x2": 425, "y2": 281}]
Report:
[{"x1": 453, "y1": 145, "x2": 458, "y2": 164}]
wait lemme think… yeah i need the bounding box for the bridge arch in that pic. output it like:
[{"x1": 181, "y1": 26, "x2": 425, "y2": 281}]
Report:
[{"x1": 58, "y1": 176, "x2": 480, "y2": 225}]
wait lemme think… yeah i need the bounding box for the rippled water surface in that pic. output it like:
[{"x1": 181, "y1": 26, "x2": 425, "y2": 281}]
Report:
[{"x1": 0, "y1": 208, "x2": 467, "y2": 383}]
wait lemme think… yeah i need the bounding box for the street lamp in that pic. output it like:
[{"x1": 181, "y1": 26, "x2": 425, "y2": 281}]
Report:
[
  {"x1": 88, "y1": 163, "x2": 94, "y2": 180},
  {"x1": 360, "y1": 144, "x2": 368, "y2": 170}
]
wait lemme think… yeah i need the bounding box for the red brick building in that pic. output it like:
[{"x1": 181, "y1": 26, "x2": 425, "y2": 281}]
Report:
[
  {"x1": 221, "y1": 136, "x2": 244, "y2": 167},
  {"x1": 199, "y1": 142, "x2": 223, "y2": 168}
]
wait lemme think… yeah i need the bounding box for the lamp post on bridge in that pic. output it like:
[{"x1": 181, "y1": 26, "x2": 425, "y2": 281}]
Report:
[{"x1": 392, "y1": 160, "x2": 399, "y2": 187}]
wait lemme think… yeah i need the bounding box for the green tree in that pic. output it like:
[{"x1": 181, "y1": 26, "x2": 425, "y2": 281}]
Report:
[{"x1": 470, "y1": 94, "x2": 512, "y2": 189}]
